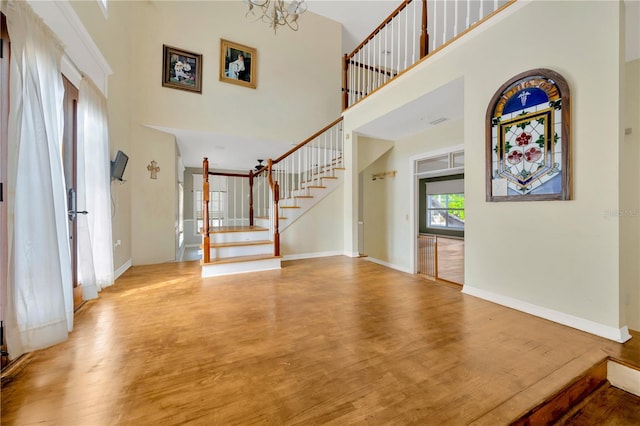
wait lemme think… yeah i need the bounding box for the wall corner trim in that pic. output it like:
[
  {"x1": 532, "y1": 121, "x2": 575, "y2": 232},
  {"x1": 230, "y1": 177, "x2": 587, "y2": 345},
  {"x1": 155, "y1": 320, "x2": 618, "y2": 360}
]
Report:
[
  {"x1": 462, "y1": 285, "x2": 632, "y2": 343},
  {"x1": 114, "y1": 259, "x2": 132, "y2": 280}
]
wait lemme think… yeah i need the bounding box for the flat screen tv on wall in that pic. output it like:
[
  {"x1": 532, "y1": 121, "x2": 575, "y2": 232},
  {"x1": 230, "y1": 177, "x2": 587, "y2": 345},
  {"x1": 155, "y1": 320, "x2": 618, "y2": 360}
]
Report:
[{"x1": 111, "y1": 150, "x2": 129, "y2": 181}]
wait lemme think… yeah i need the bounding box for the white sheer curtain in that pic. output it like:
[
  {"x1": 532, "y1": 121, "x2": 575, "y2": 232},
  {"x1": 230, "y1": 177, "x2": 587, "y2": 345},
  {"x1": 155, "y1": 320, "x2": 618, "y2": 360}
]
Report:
[
  {"x1": 3, "y1": 0, "x2": 73, "y2": 359},
  {"x1": 77, "y1": 77, "x2": 113, "y2": 299}
]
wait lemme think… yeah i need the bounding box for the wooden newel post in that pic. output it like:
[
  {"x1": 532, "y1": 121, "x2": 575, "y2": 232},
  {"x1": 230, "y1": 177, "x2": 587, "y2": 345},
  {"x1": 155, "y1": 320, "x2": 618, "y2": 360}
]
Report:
[
  {"x1": 273, "y1": 181, "x2": 280, "y2": 257},
  {"x1": 342, "y1": 53, "x2": 349, "y2": 111},
  {"x1": 249, "y1": 170, "x2": 254, "y2": 227},
  {"x1": 420, "y1": 0, "x2": 429, "y2": 58},
  {"x1": 202, "y1": 157, "x2": 210, "y2": 263}
]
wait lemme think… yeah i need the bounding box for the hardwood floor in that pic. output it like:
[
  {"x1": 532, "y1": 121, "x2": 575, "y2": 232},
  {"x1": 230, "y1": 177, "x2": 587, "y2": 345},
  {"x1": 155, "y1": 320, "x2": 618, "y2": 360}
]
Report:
[
  {"x1": 1, "y1": 257, "x2": 637, "y2": 425},
  {"x1": 436, "y1": 236, "x2": 464, "y2": 285}
]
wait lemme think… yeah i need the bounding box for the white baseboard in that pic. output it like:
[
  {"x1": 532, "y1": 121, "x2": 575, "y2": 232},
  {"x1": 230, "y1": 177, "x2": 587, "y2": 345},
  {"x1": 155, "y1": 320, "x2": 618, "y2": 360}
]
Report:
[
  {"x1": 462, "y1": 285, "x2": 632, "y2": 343},
  {"x1": 282, "y1": 251, "x2": 344, "y2": 261},
  {"x1": 114, "y1": 259, "x2": 132, "y2": 280},
  {"x1": 608, "y1": 360, "x2": 640, "y2": 397},
  {"x1": 365, "y1": 257, "x2": 412, "y2": 274}
]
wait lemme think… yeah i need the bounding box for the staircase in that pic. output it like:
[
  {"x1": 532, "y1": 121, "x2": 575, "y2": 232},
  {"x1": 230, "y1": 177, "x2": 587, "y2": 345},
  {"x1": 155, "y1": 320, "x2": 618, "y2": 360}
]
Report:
[
  {"x1": 201, "y1": 226, "x2": 281, "y2": 277},
  {"x1": 200, "y1": 118, "x2": 344, "y2": 277},
  {"x1": 255, "y1": 165, "x2": 345, "y2": 232}
]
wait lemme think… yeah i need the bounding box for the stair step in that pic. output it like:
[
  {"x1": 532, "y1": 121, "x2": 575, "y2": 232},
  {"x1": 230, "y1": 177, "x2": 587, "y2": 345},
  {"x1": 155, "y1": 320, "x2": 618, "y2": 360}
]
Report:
[
  {"x1": 555, "y1": 382, "x2": 640, "y2": 425},
  {"x1": 206, "y1": 240, "x2": 272, "y2": 248},
  {"x1": 280, "y1": 205, "x2": 300, "y2": 209},
  {"x1": 209, "y1": 226, "x2": 268, "y2": 234},
  {"x1": 203, "y1": 253, "x2": 281, "y2": 266},
  {"x1": 305, "y1": 185, "x2": 326, "y2": 189},
  {"x1": 294, "y1": 196, "x2": 314, "y2": 199},
  {"x1": 511, "y1": 359, "x2": 608, "y2": 425}
]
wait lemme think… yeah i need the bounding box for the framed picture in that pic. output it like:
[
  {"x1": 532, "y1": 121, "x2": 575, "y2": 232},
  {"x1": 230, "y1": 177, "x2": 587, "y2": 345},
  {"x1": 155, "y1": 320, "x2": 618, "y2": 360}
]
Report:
[
  {"x1": 162, "y1": 45, "x2": 203, "y2": 93},
  {"x1": 220, "y1": 39, "x2": 256, "y2": 89},
  {"x1": 485, "y1": 68, "x2": 572, "y2": 202}
]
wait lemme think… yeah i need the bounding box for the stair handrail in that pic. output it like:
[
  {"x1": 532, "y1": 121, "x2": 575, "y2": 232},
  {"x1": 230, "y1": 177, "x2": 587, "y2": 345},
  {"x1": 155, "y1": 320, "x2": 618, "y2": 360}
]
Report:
[
  {"x1": 248, "y1": 117, "x2": 344, "y2": 257},
  {"x1": 273, "y1": 117, "x2": 344, "y2": 166}
]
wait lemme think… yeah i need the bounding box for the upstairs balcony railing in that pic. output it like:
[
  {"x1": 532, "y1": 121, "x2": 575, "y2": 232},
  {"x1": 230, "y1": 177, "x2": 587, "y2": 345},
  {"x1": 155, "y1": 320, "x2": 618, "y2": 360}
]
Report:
[{"x1": 343, "y1": 0, "x2": 514, "y2": 109}]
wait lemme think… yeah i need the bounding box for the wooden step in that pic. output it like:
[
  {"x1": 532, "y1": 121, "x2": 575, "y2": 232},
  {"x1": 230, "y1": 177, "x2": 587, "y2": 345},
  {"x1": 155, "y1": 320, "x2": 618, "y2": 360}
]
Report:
[
  {"x1": 201, "y1": 253, "x2": 282, "y2": 277},
  {"x1": 203, "y1": 240, "x2": 272, "y2": 249},
  {"x1": 203, "y1": 253, "x2": 281, "y2": 265},
  {"x1": 554, "y1": 382, "x2": 640, "y2": 425},
  {"x1": 511, "y1": 359, "x2": 608, "y2": 425},
  {"x1": 209, "y1": 225, "x2": 268, "y2": 234},
  {"x1": 294, "y1": 196, "x2": 314, "y2": 199},
  {"x1": 305, "y1": 185, "x2": 326, "y2": 189},
  {"x1": 280, "y1": 205, "x2": 300, "y2": 209}
]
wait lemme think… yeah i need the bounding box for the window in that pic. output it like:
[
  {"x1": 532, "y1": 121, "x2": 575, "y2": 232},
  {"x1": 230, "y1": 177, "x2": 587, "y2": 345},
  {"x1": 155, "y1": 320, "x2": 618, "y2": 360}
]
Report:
[
  {"x1": 427, "y1": 193, "x2": 465, "y2": 230},
  {"x1": 419, "y1": 174, "x2": 464, "y2": 237}
]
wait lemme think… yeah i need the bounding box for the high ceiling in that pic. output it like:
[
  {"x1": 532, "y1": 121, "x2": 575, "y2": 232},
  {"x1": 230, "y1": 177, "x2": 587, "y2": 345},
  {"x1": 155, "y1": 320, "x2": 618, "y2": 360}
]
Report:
[{"x1": 161, "y1": 1, "x2": 640, "y2": 170}]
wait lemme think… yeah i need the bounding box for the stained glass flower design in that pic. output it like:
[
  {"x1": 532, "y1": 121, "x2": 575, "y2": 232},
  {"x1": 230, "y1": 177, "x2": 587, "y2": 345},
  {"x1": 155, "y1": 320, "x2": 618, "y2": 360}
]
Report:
[
  {"x1": 524, "y1": 147, "x2": 542, "y2": 162},
  {"x1": 515, "y1": 131, "x2": 532, "y2": 146},
  {"x1": 507, "y1": 150, "x2": 523, "y2": 165}
]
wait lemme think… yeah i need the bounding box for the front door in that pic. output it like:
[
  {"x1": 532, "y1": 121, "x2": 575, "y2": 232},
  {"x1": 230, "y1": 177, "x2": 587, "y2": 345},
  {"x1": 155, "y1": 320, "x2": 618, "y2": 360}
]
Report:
[
  {"x1": 62, "y1": 76, "x2": 83, "y2": 309},
  {"x1": 1, "y1": 13, "x2": 10, "y2": 365}
]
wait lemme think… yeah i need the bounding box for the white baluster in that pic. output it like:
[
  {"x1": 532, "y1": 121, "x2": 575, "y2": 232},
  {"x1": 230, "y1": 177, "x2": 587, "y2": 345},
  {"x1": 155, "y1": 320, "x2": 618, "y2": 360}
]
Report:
[
  {"x1": 412, "y1": 0, "x2": 417, "y2": 62},
  {"x1": 442, "y1": 0, "x2": 447, "y2": 46},
  {"x1": 454, "y1": 0, "x2": 459, "y2": 36},
  {"x1": 494, "y1": 0, "x2": 498, "y2": 12},
  {"x1": 404, "y1": 6, "x2": 408, "y2": 70},
  {"x1": 479, "y1": 0, "x2": 484, "y2": 20},
  {"x1": 384, "y1": 24, "x2": 388, "y2": 84},
  {"x1": 324, "y1": 132, "x2": 328, "y2": 176},
  {"x1": 397, "y1": 8, "x2": 401, "y2": 71},
  {"x1": 433, "y1": 0, "x2": 438, "y2": 51},
  {"x1": 466, "y1": 0, "x2": 471, "y2": 29}
]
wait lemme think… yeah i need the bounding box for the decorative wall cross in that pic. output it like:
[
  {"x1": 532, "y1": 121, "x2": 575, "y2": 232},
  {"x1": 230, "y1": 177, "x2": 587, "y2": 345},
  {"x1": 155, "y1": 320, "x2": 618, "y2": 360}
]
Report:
[{"x1": 147, "y1": 160, "x2": 160, "y2": 179}]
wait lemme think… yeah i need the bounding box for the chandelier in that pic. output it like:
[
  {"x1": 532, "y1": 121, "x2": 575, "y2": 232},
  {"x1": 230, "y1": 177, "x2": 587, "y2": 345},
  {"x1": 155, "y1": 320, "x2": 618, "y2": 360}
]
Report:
[{"x1": 243, "y1": 0, "x2": 308, "y2": 33}]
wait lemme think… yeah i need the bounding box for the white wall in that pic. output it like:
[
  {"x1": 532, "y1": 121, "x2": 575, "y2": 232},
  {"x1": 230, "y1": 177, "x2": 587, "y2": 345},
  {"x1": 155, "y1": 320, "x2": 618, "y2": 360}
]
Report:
[
  {"x1": 130, "y1": 1, "x2": 342, "y2": 145},
  {"x1": 71, "y1": 0, "x2": 343, "y2": 265},
  {"x1": 621, "y1": 58, "x2": 640, "y2": 330},
  {"x1": 344, "y1": 1, "x2": 629, "y2": 338},
  {"x1": 361, "y1": 120, "x2": 463, "y2": 269},
  {"x1": 130, "y1": 127, "x2": 178, "y2": 265},
  {"x1": 281, "y1": 184, "x2": 345, "y2": 257}
]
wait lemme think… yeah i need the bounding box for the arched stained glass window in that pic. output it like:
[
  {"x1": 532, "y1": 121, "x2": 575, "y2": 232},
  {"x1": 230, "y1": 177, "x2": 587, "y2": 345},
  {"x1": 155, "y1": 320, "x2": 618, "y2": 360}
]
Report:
[{"x1": 486, "y1": 69, "x2": 571, "y2": 201}]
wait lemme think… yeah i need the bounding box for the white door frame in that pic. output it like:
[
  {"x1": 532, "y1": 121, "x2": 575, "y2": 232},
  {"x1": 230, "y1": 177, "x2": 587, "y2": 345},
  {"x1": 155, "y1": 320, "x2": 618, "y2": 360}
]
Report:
[{"x1": 408, "y1": 144, "x2": 464, "y2": 274}]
